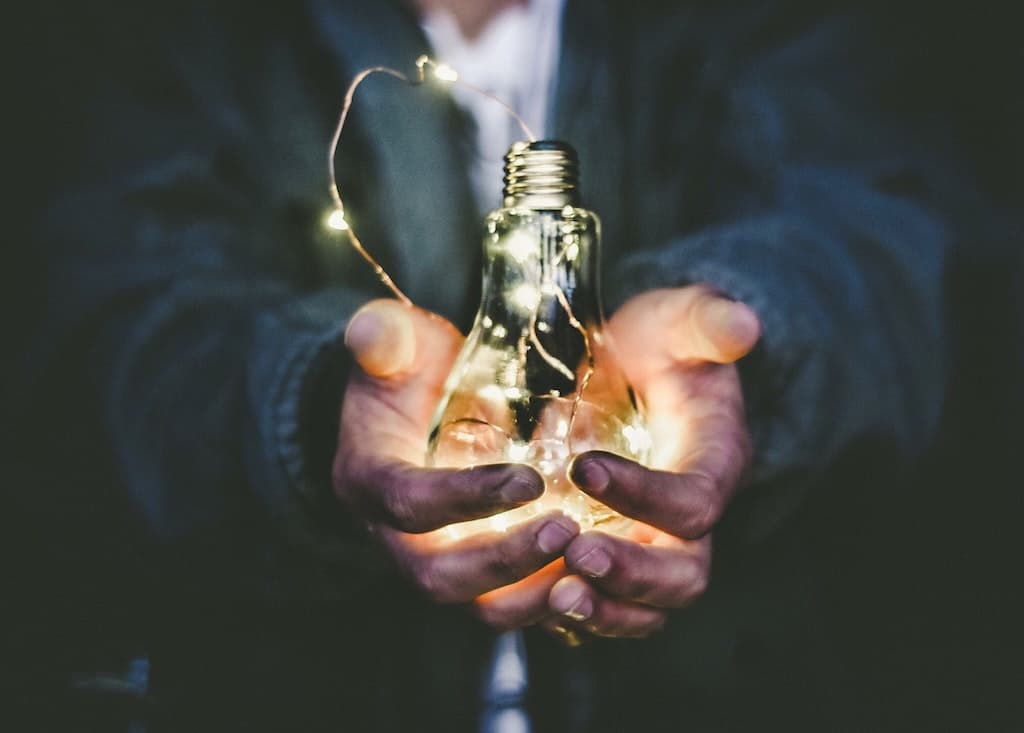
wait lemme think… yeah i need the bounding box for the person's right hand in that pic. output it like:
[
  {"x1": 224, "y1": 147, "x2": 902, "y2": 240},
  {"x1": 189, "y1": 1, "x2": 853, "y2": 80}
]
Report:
[{"x1": 332, "y1": 299, "x2": 580, "y2": 629}]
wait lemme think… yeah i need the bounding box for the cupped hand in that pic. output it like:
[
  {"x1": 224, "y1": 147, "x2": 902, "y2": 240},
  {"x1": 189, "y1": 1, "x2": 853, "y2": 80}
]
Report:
[
  {"x1": 547, "y1": 286, "x2": 760, "y2": 641},
  {"x1": 333, "y1": 299, "x2": 580, "y2": 628}
]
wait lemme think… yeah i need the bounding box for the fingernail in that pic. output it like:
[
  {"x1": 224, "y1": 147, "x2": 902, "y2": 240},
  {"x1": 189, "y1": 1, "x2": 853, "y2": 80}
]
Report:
[
  {"x1": 344, "y1": 301, "x2": 415, "y2": 377},
  {"x1": 499, "y1": 470, "x2": 544, "y2": 503},
  {"x1": 571, "y1": 458, "x2": 610, "y2": 495},
  {"x1": 344, "y1": 307, "x2": 380, "y2": 348},
  {"x1": 536, "y1": 518, "x2": 577, "y2": 554},
  {"x1": 550, "y1": 582, "x2": 593, "y2": 622},
  {"x1": 704, "y1": 298, "x2": 761, "y2": 358},
  {"x1": 574, "y1": 546, "x2": 612, "y2": 578}
]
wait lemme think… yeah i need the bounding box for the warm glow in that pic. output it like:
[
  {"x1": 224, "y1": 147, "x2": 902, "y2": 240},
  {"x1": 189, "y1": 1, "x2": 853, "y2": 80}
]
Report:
[
  {"x1": 478, "y1": 384, "x2": 506, "y2": 404},
  {"x1": 510, "y1": 284, "x2": 541, "y2": 311},
  {"x1": 489, "y1": 512, "x2": 510, "y2": 533},
  {"x1": 622, "y1": 424, "x2": 653, "y2": 455},
  {"x1": 504, "y1": 231, "x2": 538, "y2": 263},
  {"x1": 434, "y1": 63, "x2": 459, "y2": 82},
  {"x1": 503, "y1": 386, "x2": 526, "y2": 401},
  {"x1": 326, "y1": 208, "x2": 349, "y2": 231},
  {"x1": 507, "y1": 442, "x2": 530, "y2": 462}
]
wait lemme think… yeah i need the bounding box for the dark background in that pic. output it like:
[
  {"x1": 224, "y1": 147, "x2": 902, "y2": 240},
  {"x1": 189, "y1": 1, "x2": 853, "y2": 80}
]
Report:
[{"x1": 4, "y1": 2, "x2": 1022, "y2": 730}]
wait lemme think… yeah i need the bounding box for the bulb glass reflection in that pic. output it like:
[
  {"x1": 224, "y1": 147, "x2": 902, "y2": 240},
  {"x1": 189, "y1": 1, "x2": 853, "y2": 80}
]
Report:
[{"x1": 427, "y1": 204, "x2": 648, "y2": 536}]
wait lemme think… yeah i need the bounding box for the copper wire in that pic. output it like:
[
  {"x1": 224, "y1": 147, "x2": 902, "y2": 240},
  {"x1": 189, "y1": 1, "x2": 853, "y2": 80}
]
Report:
[{"x1": 327, "y1": 57, "x2": 536, "y2": 306}]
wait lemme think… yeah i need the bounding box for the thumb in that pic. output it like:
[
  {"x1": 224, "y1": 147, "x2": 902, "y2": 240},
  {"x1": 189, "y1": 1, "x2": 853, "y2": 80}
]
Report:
[
  {"x1": 675, "y1": 289, "x2": 761, "y2": 364},
  {"x1": 345, "y1": 299, "x2": 417, "y2": 378}
]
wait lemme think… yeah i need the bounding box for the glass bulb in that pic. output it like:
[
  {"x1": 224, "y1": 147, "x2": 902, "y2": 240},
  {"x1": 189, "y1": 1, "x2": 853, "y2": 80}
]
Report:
[{"x1": 427, "y1": 141, "x2": 648, "y2": 536}]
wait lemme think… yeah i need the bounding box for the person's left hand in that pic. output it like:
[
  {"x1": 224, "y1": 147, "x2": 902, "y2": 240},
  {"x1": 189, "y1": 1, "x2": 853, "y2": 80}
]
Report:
[{"x1": 544, "y1": 285, "x2": 761, "y2": 641}]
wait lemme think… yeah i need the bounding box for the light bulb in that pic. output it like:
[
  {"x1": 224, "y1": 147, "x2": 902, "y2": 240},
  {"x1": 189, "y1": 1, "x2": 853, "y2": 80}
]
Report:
[{"x1": 427, "y1": 141, "x2": 648, "y2": 536}]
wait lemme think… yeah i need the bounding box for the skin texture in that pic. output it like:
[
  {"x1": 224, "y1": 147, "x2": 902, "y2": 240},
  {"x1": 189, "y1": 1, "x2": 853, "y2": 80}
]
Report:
[
  {"x1": 334, "y1": 300, "x2": 580, "y2": 624},
  {"x1": 332, "y1": 287, "x2": 760, "y2": 636},
  {"x1": 549, "y1": 286, "x2": 760, "y2": 641}
]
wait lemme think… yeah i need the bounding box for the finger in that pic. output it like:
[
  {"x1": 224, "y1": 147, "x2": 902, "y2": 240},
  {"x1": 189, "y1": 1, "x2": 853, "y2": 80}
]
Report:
[
  {"x1": 347, "y1": 461, "x2": 545, "y2": 533},
  {"x1": 384, "y1": 512, "x2": 579, "y2": 604},
  {"x1": 564, "y1": 531, "x2": 710, "y2": 608},
  {"x1": 570, "y1": 451, "x2": 724, "y2": 539},
  {"x1": 548, "y1": 576, "x2": 666, "y2": 639},
  {"x1": 682, "y1": 290, "x2": 760, "y2": 364},
  {"x1": 344, "y1": 299, "x2": 418, "y2": 378},
  {"x1": 610, "y1": 287, "x2": 760, "y2": 372},
  {"x1": 473, "y1": 558, "x2": 568, "y2": 630}
]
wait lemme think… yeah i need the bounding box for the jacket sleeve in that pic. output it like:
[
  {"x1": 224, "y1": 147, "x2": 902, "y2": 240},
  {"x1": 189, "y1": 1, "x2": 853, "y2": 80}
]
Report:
[
  {"x1": 607, "y1": 9, "x2": 953, "y2": 544},
  {"x1": 30, "y1": 8, "x2": 388, "y2": 600}
]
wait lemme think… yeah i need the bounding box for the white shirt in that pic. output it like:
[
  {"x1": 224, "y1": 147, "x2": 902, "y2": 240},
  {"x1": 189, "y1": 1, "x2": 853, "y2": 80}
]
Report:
[{"x1": 420, "y1": 0, "x2": 566, "y2": 213}]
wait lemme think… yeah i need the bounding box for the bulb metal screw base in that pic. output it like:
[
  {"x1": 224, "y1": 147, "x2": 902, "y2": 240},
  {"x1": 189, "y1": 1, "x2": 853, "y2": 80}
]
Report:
[{"x1": 503, "y1": 140, "x2": 581, "y2": 210}]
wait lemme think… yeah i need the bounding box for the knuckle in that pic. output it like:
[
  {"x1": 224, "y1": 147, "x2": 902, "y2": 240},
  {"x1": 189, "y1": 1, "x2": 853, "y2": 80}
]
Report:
[
  {"x1": 614, "y1": 562, "x2": 650, "y2": 600},
  {"x1": 672, "y1": 560, "x2": 709, "y2": 606},
  {"x1": 688, "y1": 566, "x2": 710, "y2": 600},
  {"x1": 681, "y1": 481, "x2": 723, "y2": 538},
  {"x1": 635, "y1": 614, "x2": 669, "y2": 638},
  {"x1": 383, "y1": 482, "x2": 424, "y2": 532},
  {"x1": 487, "y1": 537, "x2": 527, "y2": 583},
  {"x1": 411, "y1": 558, "x2": 454, "y2": 603}
]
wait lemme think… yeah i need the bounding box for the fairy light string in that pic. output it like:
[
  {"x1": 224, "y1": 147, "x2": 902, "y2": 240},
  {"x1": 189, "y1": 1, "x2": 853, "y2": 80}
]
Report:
[{"x1": 328, "y1": 55, "x2": 598, "y2": 487}]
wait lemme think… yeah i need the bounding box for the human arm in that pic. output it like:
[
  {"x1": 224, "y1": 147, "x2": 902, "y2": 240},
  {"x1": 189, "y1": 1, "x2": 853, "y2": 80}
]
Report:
[
  {"x1": 26, "y1": 4, "x2": 568, "y2": 607},
  {"x1": 601, "y1": 4, "x2": 952, "y2": 546},
  {"x1": 544, "y1": 5, "x2": 953, "y2": 637}
]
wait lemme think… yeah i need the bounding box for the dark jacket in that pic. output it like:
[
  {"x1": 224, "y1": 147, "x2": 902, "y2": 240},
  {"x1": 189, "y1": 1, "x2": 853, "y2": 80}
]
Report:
[{"x1": 10, "y1": 1, "x2": 969, "y2": 730}]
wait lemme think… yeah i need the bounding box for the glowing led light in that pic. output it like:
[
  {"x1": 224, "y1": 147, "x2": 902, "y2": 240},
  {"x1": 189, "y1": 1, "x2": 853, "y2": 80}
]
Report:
[
  {"x1": 511, "y1": 284, "x2": 541, "y2": 311},
  {"x1": 507, "y1": 443, "x2": 530, "y2": 462},
  {"x1": 491, "y1": 324, "x2": 507, "y2": 339},
  {"x1": 622, "y1": 424, "x2": 653, "y2": 455},
  {"x1": 565, "y1": 242, "x2": 580, "y2": 261},
  {"x1": 479, "y1": 384, "x2": 505, "y2": 403},
  {"x1": 327, "y1": 55, "x2": 538, "y2": 305},
  {"x1": 481, "y1": 316, "x2": 493, "y2": 328},
  {"x1": 453, "y1": 429, "x2": 477, "y2": 445},
  {"x1": 504, "y1": 231, "x2": 538, "y2": 263},
  {"x1": 504, "y1": 387, "x2": 526, "y2": 400},
  {"x1": 434, "y1": 63, "x2": 459, "y2": 82},
  {"x1": 555, "y1": 418, "x2": 569, "y2": 439},
  {"x1": 490, "y1": 512, "x2": 510, "y2": 533},
  {"x1": 326, "y1": 208, "x2": 349, "y2": 231}
]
